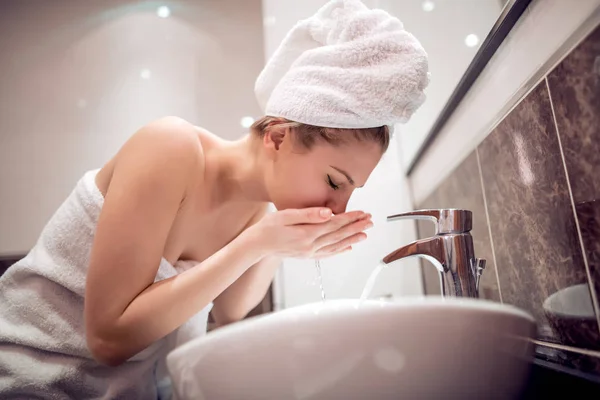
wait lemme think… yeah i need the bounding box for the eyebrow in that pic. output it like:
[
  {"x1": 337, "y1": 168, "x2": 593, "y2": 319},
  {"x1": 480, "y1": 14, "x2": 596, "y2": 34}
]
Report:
[{"x1": 331, "y1": 166, "x2": 363, "y2": 188}]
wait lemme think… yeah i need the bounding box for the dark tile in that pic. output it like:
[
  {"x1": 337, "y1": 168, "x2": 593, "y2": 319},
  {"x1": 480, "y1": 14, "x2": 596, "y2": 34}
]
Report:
[
  {"x1": 576, "y1": 201, "x2": 600, "y2": 318},
  {"x1": 535, "y1": 342, "x2": 600, "y2": 376},
  {"x1": 478, "y1": 81, "x2": 599, "y2": 349},
  {"x1": 547, "y1": 25, "x2": 600, "y2": 338},
  {"x1": 547, "y1": 24, "x2": 600, "y2": 203},
  {"x1": 416, "y1": 152, "x2": 500, "y2": 301}
]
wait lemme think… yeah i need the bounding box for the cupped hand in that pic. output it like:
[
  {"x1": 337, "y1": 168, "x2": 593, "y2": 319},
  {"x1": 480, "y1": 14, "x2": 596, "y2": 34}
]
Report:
[{"x1": 247, "y1": 207, "x2": 373, "y2": 259}]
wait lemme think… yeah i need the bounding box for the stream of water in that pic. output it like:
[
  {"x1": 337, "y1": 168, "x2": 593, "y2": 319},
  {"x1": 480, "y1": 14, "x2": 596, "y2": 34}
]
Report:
[
  {"x1": 314, "y1": 260, "x2": 387, "y2": 303},
  {"x1": 359, "y1": 262, "x2": 386, "y2": 302},
  {"x1": 315, "y1": 260, "x2": 326, "y2": 301}
]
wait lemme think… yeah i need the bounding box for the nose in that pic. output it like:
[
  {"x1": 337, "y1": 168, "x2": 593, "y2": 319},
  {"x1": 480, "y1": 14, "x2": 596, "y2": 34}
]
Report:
[{"x1": 326, "y1": 197, "x2": 349, "y2": 215}]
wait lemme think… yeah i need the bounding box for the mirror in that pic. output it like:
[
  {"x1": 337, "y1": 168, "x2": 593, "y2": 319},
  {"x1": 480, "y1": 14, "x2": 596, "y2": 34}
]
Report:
[
  {"x1": 392, "y1": 0, "x2": 510, "y2": 170},
  {"x1": 358, "y1": 0, "x2": 524, "y2": 172}
]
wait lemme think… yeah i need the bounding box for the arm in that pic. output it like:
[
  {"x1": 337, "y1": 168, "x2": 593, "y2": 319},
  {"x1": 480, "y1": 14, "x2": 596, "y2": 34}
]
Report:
[
  {"x1": 211, "y1": 205, "x2": 281, "y2": 326},
  {"x1": 211, "y1": 210, "x2": 375, "y2": 325},
  {"x1": 84, "y1": 117, "x2": 268, "y2": 366},
  {"x1": 211, "y1": 254, "x2": 281, "y2": 326}
]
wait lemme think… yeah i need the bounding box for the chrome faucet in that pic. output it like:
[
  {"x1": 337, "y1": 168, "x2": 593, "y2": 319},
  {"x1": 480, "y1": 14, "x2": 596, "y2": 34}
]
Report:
[{"x1": 382, "y1": 209, "x2": 486, "y2": 298}]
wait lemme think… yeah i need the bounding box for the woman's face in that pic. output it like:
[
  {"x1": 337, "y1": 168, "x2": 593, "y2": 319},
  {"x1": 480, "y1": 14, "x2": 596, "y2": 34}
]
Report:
[{"x1": 262, "y1": 128, "x2": 384, "y2": 214}]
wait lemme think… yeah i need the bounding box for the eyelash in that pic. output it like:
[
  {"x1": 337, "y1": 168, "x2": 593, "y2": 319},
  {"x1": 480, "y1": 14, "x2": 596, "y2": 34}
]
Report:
[{"x1": 327, "y1": 175, "x2": 340, "y2": 191}]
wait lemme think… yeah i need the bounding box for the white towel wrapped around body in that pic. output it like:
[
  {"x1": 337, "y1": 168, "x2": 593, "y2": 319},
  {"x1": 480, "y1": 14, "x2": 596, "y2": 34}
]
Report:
[
  {"x1": 255, "y1": 0, "x2": 430, "y2": 131},
  {"x1": 0, "y1": 169, "x2": 212, "y2": 399}
]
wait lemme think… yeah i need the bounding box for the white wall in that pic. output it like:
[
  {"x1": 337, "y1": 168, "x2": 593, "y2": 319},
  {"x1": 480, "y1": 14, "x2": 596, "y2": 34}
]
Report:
[
  {"x1": 262, "y1": 0, "x2": 423, "y2": 309},
  {"x1": 410, "y1": 0, "x2": 600, "y2": 205},
  {"x1": 0, "y1": 0, "x2": 265, "y2": 254}
]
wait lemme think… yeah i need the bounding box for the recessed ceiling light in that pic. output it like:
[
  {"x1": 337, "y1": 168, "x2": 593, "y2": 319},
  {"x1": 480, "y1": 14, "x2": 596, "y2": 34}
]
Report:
[
  {"x1": 140, "y1": 69, "x2": 151, "y2": 79},
  {"x1": 465, "y1": 34, "x2": 480, "y2": 48},
  {"x1": 157, "y1": 6, "x2": 171, "y2": 18},
  {"x1": 422, "y1": 1, "x2": 435, "y2": 12},
  {"x1": 240, "y1": 116, "x2": 255, "y2": 128}
]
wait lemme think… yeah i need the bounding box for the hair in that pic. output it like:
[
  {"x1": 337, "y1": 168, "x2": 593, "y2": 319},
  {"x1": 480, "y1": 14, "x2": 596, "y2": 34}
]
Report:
[{"x1": 250, "y1": 116, "x2": 390, "y2": 153}]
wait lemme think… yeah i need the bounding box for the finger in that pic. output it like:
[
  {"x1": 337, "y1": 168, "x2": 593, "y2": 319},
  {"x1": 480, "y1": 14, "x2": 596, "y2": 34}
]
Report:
[
  {"x1": 322, "y1": 245, "x2": 352, "y2": 254},
  {"x1": 278, "y1": 208, "x2": 332, "y2": 225},
  {"x1": 314, "y1": 245, "x2": 352, "y2": 259},
  {"x1": 329, "y1": 211, "x2": 369, "y2": 227},
  {"x1": 317, "y1": 231, "x2": 367, "y2": 255},
  {"x1": 313, "y1": 211, "x2": 368, "y2": 236},
  {"x1": 315, "y1": 217, "x2": 373, "y2": 248},
  {"x1": 330, "y1": 245, "x2": 353, "y2": 255}
]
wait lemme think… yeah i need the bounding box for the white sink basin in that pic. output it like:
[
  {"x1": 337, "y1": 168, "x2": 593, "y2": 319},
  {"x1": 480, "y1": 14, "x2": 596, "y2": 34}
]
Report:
[{"x1": 167, "y1": 297, "x2": 536, "y2": 400}]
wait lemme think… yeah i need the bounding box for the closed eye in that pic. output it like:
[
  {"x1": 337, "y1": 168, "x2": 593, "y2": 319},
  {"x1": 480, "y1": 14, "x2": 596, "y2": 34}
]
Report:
[{"x1": 327, "y1": 175, "x2": 340, "y2": 190}]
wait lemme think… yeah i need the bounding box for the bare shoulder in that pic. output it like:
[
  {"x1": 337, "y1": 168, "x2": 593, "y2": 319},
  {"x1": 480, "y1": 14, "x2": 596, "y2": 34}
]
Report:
[
  {"x1": 97, "y1": 117, "x2": 205, "y2": 195},
  {"x1": 130, "y1": 116, "x2": 203, "y2": 157},
  {"x1": 114, "y1": 116, "x2": 204, "y2": 166}
]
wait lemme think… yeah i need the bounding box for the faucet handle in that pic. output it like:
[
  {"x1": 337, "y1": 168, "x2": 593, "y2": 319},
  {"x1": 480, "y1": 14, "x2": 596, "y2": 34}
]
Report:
[{"x1": 386, "y1": 209, "x2": 473, "y2": 234}]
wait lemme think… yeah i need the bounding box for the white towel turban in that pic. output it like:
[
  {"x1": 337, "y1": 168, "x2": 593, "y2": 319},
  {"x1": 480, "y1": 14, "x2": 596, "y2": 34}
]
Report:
[{"x1": 255, "y1": 0, "x2": 430, "y2": 131}]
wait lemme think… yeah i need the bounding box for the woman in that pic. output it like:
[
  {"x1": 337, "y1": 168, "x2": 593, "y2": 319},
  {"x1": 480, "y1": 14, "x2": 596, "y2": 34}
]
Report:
[
  {"x1": 0, "y1": 0, "x2": 428, "y2": 398},
  {"x1": 85, "y1": 114, "x2": 383, "y2": 363}
]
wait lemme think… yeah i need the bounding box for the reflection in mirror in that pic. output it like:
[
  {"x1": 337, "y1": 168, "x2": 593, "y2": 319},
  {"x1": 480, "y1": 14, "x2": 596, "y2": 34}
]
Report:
[{"x1": 543, "y1": 283, "x2": 598, "y2": 348}]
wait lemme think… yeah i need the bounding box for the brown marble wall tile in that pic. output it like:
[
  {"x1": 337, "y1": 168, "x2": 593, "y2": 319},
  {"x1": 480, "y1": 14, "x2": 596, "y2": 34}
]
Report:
[
  {"x1": 416, "y1": 152, "x2": 500, "y2": 301},
  {"x1": 576, "y1": 201, "x2": 600, "y2": 311},
  {"x1": 547, "y1": 25, "x2": 600, "y2": 327},
  {"x1": 417, "y1": 23, "x2": 600, "y2": 376},
  {"x1": 477, "y1": 81, "x2": 599, "y2": 349},
  {"x1": 547, "y1": 25, "x2": 600, "y2": 202}
]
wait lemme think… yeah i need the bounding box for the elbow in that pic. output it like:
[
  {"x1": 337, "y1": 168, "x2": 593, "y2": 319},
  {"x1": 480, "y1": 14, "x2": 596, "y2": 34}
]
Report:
[
  {"x1": 212, "y1": 291, "x2": 267, "y2": 327},
  {"x1": 214, "y1": 316, "x2": 243, "y2": 328},
  {"x1": 213, "y1": 312, "x2": 245, "y2": 328},
  {"x1": 212, "y1": 307, "x2": 247, "y2": 328},
  {"x1": 87, "y1": 334, "x2": 128, "y2": 367}
]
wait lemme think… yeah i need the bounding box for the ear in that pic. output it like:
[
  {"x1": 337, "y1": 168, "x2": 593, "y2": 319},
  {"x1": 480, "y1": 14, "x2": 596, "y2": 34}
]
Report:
[{"x1": 263, "y1": 126, "x2": 287, "y2": 151}]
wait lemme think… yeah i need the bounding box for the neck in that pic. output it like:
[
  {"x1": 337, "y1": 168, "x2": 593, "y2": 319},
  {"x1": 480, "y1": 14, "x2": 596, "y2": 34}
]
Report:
[{"x1": 204, "y1": 134, "x2": 270, "y2": 206}]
